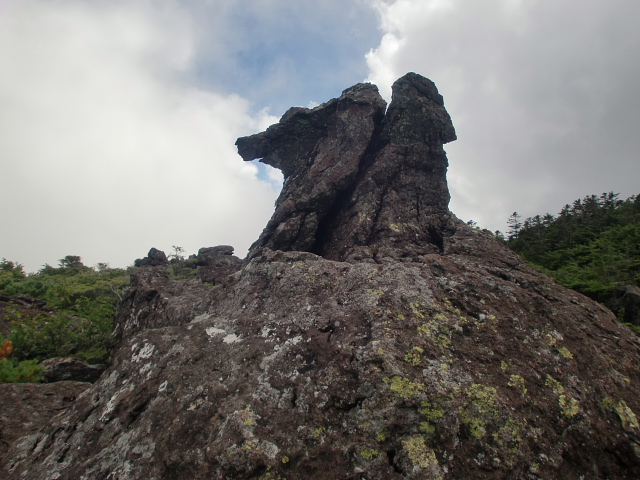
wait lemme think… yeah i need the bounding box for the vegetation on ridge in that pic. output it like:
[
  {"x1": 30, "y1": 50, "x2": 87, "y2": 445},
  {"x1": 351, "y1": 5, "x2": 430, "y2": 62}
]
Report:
[
  {"x1": 501, "y1": 192, "x2": 640, "y2": 325},
  {"x1": 0, "y1": 256, "x2": 131, "y2": 382}
]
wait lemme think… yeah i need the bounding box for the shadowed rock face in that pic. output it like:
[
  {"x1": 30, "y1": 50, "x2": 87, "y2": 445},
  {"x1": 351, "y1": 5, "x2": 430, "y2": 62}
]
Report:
[
  {"x1": 4, "y1": 74, "x2": 640, "y2": 480},
  {"x1": 236, "y1": 73, "x2": 457, "y2": 261}
]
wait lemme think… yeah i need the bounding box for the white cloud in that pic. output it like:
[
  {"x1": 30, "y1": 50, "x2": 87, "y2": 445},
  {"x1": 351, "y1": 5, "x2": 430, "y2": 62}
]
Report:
[
  {"x1": 0, "y1": 0, "x2": 279, "y2": 271},
  {"x1": 365, "y1": 0, "x2": 640, "y2": 232}
]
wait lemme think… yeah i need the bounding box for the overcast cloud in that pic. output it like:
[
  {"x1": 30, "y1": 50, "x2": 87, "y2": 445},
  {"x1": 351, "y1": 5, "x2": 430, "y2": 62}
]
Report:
[
  {"x1": 0, "y1": 0, "x2": 280, "y2": 272},
  {"x1": 1, "y1": 0, "x2": 638, "y2": 271},
  {"x1": 366, "y1": 0, "x2": 640, "y2": 231}
]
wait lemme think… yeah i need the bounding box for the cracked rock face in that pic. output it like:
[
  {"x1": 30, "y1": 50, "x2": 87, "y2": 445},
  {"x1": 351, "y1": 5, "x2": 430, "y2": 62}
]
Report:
[{"x1": 4, "y1": 73, "x2": 640, "y2": 480}]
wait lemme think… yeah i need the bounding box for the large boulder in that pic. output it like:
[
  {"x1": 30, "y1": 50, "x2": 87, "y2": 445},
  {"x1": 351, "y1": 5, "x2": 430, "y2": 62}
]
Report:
[{"x1": 5, "y1": 73, "x2": 640, "y2": 480}]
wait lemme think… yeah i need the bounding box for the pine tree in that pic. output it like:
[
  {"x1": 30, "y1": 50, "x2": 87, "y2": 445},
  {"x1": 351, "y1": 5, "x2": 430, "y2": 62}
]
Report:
[{"x1": 507, "y1": 212, "x2": 522, "y2": 239}]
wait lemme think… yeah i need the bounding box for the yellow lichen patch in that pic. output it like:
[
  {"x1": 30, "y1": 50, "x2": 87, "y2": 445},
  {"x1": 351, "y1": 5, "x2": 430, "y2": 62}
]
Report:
[
  {"x1": 461, "y1": 384, "x2": 498, "y2": 439},
  {"x1": 508, "y1": 375, "x2": 527, "y2": 397},
  {"x1": 404, "y1": 347, "x2": 424, "y2": 366},
  {"x1": 615, "y1": 400, "x2": 640, "y2": 429},
  {"x1": 492, "y1": 418, "x2": 524, "y2": 450},
  {"x1": 383, "y1": 376, "x2": 425, "y2": 398},
  {"x1": 545, "y1": 375, "x2": 565, "y2": 395},
  {"x1": 402, "y1": 435, "x2": 439, "y2": 469},
  {"x1": 237, "y1": 408, "x2": 257, "y2": 426},
  {"x1": 389, "y1": 223, "x2": 402, "y2": 233},
  {"x1": 281, "y1": 456, "x2": 290, "y2": 464},
  {"x1": 417, "y1": 320, "x2": 454, "y2": 349},
  {"x1": 360, "y1": 448, "x2": 379, "y2": 459},
  {"x1": 409, "y1": 302, "x2": 426, "y2": 320},
  {"x1": 376, "y1": 432, "x2": 386, "y2": 442},
  {"x1": 546, "y1": 334, "x2": 557, "y2": 347},
  {"x1": 559, "y1": 395, "x2": 580, "y2": 417},
  {"x1": 474, "y1": 314, "x2": 497, "y2": 330},
  {"x1": 420, "y1": 422, "x2": 436, "y2": 434},
  {"x1": 313, "y1": 427, "x2": 326, "y2": 439},
  {"x1": 557, "y1": 347, "x2": 574, "y2": 359},
  {"x1": 500, "y1": 360, "x2": 509, "y2": 372},
  {"x1": 421, "y1": 401, "x2": 445, "y2": 421},
  {"x1": 258, "y1": 466, "x2": 286, "y2": 480}
]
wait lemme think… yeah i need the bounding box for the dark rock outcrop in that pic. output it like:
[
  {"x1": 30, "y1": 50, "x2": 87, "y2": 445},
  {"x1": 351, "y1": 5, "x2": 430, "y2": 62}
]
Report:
[
  {"x1": 237, "y1": 73, "x2": 456, "y2": 262},
  {"x1": 134, "y1": 247, "x2": 169, "y2": 267},
  {"x1": 4, "y1": 73, "x2": 640, "y2": 480},
  {"x1": 40, "y1": 357, "x2": 106, "y2": 383},
  {"x1": 609, "y1": 284, "x2": 640, "y2": 326},
  {"x1": 194, "y1": 246, "x2": 243, "y2": 284}
]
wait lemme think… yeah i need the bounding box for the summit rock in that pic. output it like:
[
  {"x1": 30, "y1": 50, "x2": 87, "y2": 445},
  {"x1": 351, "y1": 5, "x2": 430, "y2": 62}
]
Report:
[
  {"x1": 4, "y1": 74, "x2": 640, "y2": 480},
  {"x1": 236, "y1": 73, "x2": 456, "y2": 261}
]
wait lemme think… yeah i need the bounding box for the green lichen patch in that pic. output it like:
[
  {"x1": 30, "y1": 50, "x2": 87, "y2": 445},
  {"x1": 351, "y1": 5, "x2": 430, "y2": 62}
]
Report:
[
  {"x1": 557, "y1": 346, "x2": 574, "y2": 359},
  {"x1": 404, "y1": 346, "x2": 424, "y2": 366},
  {"x1": 312, "y1": 427, "x2": 327, "y2": 439},
  {"x1": 421, "y1": 400, "x2": 445, "y2": 421},
  {"x1": 383, "y1": 376, "x2": 425, "y2": 399},
  {"x1": 417, "y1": 316, "x2": 457, "y2": 349},
  {"x1": 545, "y1": 375, "x2": 565, "y2": 395},
  {"x1": 614, "y1": 400, "x2": 640, "y2": 429},
  {"x1": 237, "y1": 407, "x2": 257, "y2": 426},
  {"x1": 508, "y1": 374, "x2": 527, "y2": 397},
  {"x1": 258, "y1": 465, "x2": 286, "y2": 480},
  {"x1": 402, "y1": 435, "x2": 439, "y2": 469},
  {"x1": 360, "y1": 448, "x2": 379, "y2": 459},
  {"x1": 461, "y1": 383, "x2": 499, "y2": 439},
  {"x1": 419, "y1": 400, "x2": 446, "y2": 434},
  {"x1": 492, "y1": 418, "x2": 525, "y2": 455},
  {"x1": 559, "y1": 395, "x2": 580, "y2": 417}
]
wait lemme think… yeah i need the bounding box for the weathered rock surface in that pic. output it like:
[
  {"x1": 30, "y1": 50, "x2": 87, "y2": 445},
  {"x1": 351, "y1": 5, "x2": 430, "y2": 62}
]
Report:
[
  {"x1": 0, "y1": 381, "x2": 90, "y2": 476},
  {"x1": 5, "y1": 73, "x2": 640, "y2": 479}
]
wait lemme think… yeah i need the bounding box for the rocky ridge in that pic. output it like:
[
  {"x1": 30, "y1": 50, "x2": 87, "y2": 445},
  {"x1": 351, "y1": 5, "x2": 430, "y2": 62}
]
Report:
[{"x1": 3, "y1": 73, "x2": 640, "y2": 479}]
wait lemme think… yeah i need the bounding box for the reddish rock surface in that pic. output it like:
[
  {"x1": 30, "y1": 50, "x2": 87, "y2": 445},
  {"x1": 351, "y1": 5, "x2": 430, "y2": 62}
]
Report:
[{"x1": 4, "y1": 73, "x2": 640, "y2": 479}]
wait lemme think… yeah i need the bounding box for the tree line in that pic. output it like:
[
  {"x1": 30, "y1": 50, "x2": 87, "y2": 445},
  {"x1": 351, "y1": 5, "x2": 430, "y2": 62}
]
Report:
[{"x1": 500, "y1": 192, "x2": 640, "y2": 323}]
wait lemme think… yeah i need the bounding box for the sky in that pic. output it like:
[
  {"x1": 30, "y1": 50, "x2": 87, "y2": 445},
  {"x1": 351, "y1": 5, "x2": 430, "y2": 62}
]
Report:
[{"x1": 1, "y1": 0, "x2": 638, "y2": 272}]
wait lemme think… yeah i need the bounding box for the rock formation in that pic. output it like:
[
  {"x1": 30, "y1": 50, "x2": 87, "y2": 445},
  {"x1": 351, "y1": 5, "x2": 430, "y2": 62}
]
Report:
[
  {"x1": 236, "y1": 73, "x2": 456, "y2": 261},
  {"x1": 4, "y1": 73, "x2": 640, "y2": 479}
]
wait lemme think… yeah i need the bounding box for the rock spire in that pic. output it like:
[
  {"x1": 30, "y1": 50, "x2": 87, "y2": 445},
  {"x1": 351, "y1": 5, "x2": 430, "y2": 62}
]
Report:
[{"x1": 236, "y1": 73, "x2": 457, "y2": 261}]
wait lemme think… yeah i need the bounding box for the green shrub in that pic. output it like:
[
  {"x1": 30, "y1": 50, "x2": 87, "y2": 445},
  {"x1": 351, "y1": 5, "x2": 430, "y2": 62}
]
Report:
[
  {"x1": 0, "y1": 357, "x2": 43, "y2": 383},
  {"x1": 8, "y1": 309, "x2": 109, "y2": 364}
]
